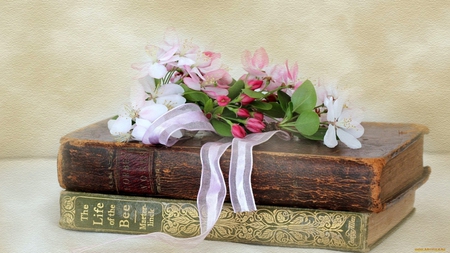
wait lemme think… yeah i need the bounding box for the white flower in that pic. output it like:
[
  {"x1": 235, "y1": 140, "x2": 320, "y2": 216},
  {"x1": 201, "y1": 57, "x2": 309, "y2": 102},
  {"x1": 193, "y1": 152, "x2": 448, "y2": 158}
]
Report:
[
  {"x1": 131, "y1": 118, "x2": 152, "y2": 141},
  {"x1": 108, "y1": 76, "x2": 186, "y2": 142},
  {"x1": 323, "y1": 97, "x2": 364, "y2": 149},
  {"x1": 131, "y1": 44, "x2": 180, "y2": 79},
  {"x1": 139, "y1": 76, "x2": 186, "y2": 110}
]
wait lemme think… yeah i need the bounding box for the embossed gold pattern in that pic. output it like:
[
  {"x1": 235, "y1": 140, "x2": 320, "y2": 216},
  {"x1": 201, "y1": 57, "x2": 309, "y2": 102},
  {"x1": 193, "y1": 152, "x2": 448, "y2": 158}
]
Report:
[
  {"x1": 60, "y1": 196, "x2": 76, "y2": 228},
  {"x1": 159, "y1": 202, "x2": 365, "y2": 249}
]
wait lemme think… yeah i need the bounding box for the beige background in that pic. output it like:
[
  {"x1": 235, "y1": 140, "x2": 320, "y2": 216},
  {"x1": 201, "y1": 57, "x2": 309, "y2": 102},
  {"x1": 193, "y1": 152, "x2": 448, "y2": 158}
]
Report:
[
  {"x1": 1, "y1": 2, "x2": 449, "y2": 252},
  {"x1": 1, "y1": 1, "x2": 450, "y2": 158}
]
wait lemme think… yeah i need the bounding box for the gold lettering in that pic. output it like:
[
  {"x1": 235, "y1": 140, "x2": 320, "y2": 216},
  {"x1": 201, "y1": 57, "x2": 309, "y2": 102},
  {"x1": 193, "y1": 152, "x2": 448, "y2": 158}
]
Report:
[
  {"x1": 139, "y1": 205, "x2": 148, "y2": 230},
  {"x1": 123, "y1": 204, "x2": 131, "y2": 219},
  {"x1": 147, "y1": 208, "x2": 155, "y2": 227},
  {"x1": 80, "y1": 204, "x2": 89, "y2": 221},
  {"x1": 119, "y1": 219, "x2": 129, "y2": 228},
  {"x1": 92, "y1": 202, "x2": 104, "y2": 226}
]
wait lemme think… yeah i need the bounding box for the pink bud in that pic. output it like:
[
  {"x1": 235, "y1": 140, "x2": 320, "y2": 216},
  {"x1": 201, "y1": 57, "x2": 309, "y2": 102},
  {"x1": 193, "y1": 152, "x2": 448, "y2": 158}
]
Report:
[
  {"x1": 252, "y1": 112, "x2": 264, "y2": 121},
  {"x1": 245, "y1": 118, "x2": 265, "y2": 133},
  {"x1": 231, "y1": 124, "x2": 246, "y2": 138},
  {"x1": 237, "y1": 108, "x2": 250, "y2": 118},
  {"x1": 247, "y1": 79, "x2": 264, "y2": 90},
  {"x1": 240, "y1": 94, "x2": 255, "y2": 105},
  {"x1": 216, "y1": 95, "x2": 231, "y2": 106}
]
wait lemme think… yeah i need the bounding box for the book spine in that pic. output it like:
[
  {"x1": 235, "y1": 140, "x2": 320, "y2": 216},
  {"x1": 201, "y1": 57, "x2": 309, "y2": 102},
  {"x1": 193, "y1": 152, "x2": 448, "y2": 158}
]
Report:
[
  {"x1": 57, "y1": 141, "x2": 158, "y2": 195},
  {"x1": 59, "y1": 191, "x2": 368, "y2": 252}
]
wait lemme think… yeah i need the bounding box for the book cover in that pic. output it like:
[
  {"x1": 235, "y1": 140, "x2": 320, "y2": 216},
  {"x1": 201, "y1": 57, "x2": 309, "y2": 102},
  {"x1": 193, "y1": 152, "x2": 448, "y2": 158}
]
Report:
[
  {"x1": 58, "y1": 119, "x2": 429, "y2": 212},
  {"x1": 60, "y1": 169, "x2": 428, "y2": 252}
]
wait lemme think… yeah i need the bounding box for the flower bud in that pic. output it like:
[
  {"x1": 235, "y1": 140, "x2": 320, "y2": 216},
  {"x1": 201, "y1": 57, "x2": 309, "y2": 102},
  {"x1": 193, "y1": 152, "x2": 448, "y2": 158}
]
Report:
[
  {"x1": 245, "y1": 118, "x2": 265, "y2": 133},
  {"x1": 231, "y1": 124, "x2": 246, "y2": 138},
  {"x1": 247, "y1": 79, "x2": 263, "y2": 90},
  {"x1": 240, "y1": 94, "x2": 255, "y2": 105},
  {"x1": 252, "y1": 112, "x2": 264, "y2": 121},
  {"x1": 237, "y1": 108, "x2": 250, "y2": 118}
]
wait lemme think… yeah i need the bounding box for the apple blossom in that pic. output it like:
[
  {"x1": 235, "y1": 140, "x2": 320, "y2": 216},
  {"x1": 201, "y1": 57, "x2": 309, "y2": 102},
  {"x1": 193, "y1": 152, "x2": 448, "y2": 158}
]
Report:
[
  {"x1": 216, "y1": 95, "x2": 231, "y2": 106},
  {"x1": 323, "y1": 96, "x2": 364, "y2": 149},
  {"x1": 241, "y1": 47, "x2": 269, "y2": 77}
]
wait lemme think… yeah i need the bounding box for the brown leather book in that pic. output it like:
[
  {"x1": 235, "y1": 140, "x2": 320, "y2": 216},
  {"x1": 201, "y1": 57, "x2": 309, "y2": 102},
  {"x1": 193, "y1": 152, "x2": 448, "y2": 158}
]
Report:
[{"x1": 57, "y1": 119, "x2": 429, "y2": 213}]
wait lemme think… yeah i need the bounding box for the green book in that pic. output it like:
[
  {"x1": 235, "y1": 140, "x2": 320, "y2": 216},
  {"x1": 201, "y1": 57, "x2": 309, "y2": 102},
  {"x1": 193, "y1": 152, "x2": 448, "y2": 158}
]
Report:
[{"x1": 59, "y1": 180, "x2": 423, "y2": 252}]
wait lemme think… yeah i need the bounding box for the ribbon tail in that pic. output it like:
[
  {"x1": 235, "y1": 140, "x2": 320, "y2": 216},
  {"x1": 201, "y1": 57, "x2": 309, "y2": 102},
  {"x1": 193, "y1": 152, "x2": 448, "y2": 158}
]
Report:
[
  {"x1": 197, "y1": 139, "x2": 232, "y2": 232},
  {"x1": 229, "y1": 130, "x2": 288, "y2": 213}
]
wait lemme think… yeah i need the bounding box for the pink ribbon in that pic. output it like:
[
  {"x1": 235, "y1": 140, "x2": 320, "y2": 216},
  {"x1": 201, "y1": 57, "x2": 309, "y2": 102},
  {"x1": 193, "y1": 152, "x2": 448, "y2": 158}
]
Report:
[
  {"x1": 75, "y1": 105, "x2": 289, "y2": 252},
  {"x1": 228, "y1": 131, "x2": 289, "y2": 212},
  {"x1": 140, "y1": 104, "x2": 291, "y2": 240},
  {"x1": 141, "y1": 103, "x2": 216, "y2": 146}
]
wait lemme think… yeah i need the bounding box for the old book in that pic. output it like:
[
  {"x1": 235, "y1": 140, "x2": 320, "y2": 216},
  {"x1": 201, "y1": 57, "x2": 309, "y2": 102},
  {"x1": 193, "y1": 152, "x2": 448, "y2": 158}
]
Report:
[
  {"x1": 57, "y1": 119, "x2": 429, "y2": 212},
  {"x1": 59, "y1": 170, "x2": 429, "y2": 252}
]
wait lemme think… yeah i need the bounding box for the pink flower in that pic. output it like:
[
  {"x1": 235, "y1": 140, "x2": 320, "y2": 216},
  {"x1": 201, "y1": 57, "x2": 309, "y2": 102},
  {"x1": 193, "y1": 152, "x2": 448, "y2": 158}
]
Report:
[
  {"x1": 237, "y1": 108, "x2": 250, "y2": 118},
  {"x1": 245, "y1": 118, "x2": 265, "y2": 133},
  {"x1": 217, "y1": 95, "x2": 231, "y2": 106},
  {"x1": 241, "y1": 47, "x2": 269, "y2": 77},
  {"x1": 240, "y1": 94, "x2": 255, "y2": 105},
  {"x1": 263, "y1": 64, "x2": 286, "y2": 91},
  {"x1": 247, "y1": 79, "x2": 264, "y2": 90},
  {"x1": 196, "y1": 51, "x2": 222, "y2": 73},
  {"x1": 183, "y1": 65, "x2": 229, "y2": 99},
  {"x1": 231, "y1": 124, "x2": 246, "y2": 138}
]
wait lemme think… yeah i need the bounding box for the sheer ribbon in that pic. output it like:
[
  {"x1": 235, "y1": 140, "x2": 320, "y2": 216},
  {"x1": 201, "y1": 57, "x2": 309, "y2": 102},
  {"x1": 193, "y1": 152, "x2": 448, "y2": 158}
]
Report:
[{"x1": 74, "y1": 104, "x2": 289, "y2": 252}]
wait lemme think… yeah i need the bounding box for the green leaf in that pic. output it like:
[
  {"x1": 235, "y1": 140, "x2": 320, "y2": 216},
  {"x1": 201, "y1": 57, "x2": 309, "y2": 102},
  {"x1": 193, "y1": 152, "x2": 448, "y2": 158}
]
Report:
[
  {"x1": 210, "y1": 118, "x2": 232, "y2": 137},
  {"x1": 242, "y1": 88, "x2": 266, "y2": 99},
  {"x1": 263, "y1": 102, "x2": 285, "y2": 118},
  {"x1": 213, "y1": 105, "x2": 225, "y2": 116},
  {"x1": 227, "y1": 79, "x2": 244, "y2": 100},
  {"x1": 204, "y1": 99, "x2": 214, "y2": 113},
  {"x1": 220, "y1": 107, "x2": 235, "y2": 118},
  {"x1": 291, "y1": 80, "x2": 317, "y2": 113},
  {"x1": 277, "y1": 90, "x2": 291, "y2": 112},
  {"x1": 301, "y1": 127, "x2": 328, "y2": 141},
  {"x1": 251, "y1": 101, "x2": 272, "y2": 111},
  {"x1": 294, "y1": 111, "x2": 320, "y2": 136},
  {"x1": 183, "y1": 90, "x2": 210, "y2": 105},
  {"x1": 285, "y1": 102, "x2": 293, "y2": 121}
]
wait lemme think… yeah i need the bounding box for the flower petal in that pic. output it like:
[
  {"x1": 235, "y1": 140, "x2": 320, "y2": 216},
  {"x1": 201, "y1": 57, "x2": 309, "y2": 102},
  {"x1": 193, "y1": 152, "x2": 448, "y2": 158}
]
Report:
[
  {"x1": 138, "y1": 76, "x2": 156, "y2": 94},
  {"x1": 131, "y1": 118, "x2": 152, "y2": 141},
  {"x1": 155, "y1": 94, "x2": 186, "y2": 108},
  {"x1": 203, "y1": 87, "x2": 228, "y2": 99},
  {"x1": 183, "y1": 77, "x2": 201, "y2": 90},
  {"x1": 323, "y1": 124, "x2": 338, "y2": 148},
  {"x1": 108, "y1": 116, "x2": 132, "y2": 136},
  {"x1": 324, "y1": 97, "x2": 335, "y2": 122},
  {"x1": 253, "y1": 47, "x2": 269, "y2": 69},
  {"x1": 139, "y1": 104, "x2": 168, "y2": 122},
  {"x1": 149, "y1": 63, "x2": 168, "y2": 79},
  {"x1": 157, "y1": 83, "x2": 185, "y2": 96},
  {"x1": 337, "y1": 128, "x2": 362, "y2": 149}
]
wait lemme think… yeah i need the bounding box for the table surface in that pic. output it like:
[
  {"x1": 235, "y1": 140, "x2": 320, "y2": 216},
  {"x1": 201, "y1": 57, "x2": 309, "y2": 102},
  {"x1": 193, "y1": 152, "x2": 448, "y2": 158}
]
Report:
[{"x1": 0, "y1": 154, "x2": 449, "y2": 253}]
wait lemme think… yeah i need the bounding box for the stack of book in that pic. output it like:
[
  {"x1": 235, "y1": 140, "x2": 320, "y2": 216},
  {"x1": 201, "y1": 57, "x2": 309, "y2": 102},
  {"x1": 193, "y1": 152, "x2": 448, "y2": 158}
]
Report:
[{"x1": 57, "y1": 119, "x2": 430, "y2": 252}]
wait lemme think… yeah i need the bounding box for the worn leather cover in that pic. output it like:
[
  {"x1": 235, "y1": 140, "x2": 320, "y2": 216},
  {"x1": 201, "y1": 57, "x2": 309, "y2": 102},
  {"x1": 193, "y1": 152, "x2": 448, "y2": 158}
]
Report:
[{"x1": 58, "y1": 119, "x2": 429, "y2": 212}]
